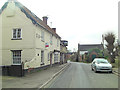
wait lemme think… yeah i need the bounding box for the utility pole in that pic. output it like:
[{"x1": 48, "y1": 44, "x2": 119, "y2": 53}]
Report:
[{"x1": 77, "y1": 43, "x2": 80, "y2": 62}]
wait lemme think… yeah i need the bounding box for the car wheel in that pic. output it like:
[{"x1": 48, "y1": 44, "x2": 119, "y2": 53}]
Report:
[
  {"x1": 94, "y1": 68, "x2": 97, "y2": 73},
  {"x1": 109, "y1": 71, "x2": 112, "y2": 73},
  {"x1": 91, "y1": 67, "x2": 94, "y2": 71}
]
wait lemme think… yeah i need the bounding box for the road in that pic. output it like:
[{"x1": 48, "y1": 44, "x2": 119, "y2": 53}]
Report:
[{"x1": 45, "y1": 62, "x2": 118, "y2": 88}]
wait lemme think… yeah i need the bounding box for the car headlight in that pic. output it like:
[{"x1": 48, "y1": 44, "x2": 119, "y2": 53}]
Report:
[
  {"x1": 96, "y1": 65, "x2": 101, "y2": 68},
  {"x1": 109, "y1": 65, "x2": 112, "y2": 68},
  {"x1": 108, "y1": 64, "x2": 112, "y2": 68}
]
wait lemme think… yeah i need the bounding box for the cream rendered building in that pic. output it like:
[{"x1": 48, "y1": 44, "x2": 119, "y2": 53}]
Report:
[
  {"x1": 0, "y1": 0, "x2": 61, "y2": 76},
  {"x1": 60, "y1": 40, "x2": 68, "y2": 64}
]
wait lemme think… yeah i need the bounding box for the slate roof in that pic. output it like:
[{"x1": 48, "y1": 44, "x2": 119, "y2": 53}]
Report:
[
  {"x1": 0, "y1": 2, "x2": 8, "y2": 14},
  {"x1": 0, "y1": 0, "x2": 61, "y2": 39},
  {"x1": 78, "y1": 44, "x2": 103, "y2": 51}
]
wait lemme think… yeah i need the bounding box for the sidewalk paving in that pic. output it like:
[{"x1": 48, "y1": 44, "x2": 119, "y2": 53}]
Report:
[
  {"x1": 112, "y1": 68, "x2": 120, "y2": 76},
  {"x1": 2, "y1": 63, "x2": 70, "y2": 88}
]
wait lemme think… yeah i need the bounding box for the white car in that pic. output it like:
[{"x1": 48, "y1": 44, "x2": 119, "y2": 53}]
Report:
[
  {"x1": 67, "y1": 60, "x2": 70, "y2": 63},
  {"x1": 91, "y1": 58, "x2": 112, "y2": 73}
]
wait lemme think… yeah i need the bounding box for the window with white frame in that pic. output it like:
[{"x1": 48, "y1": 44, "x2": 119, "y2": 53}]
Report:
[
  {"x1": 57, "y1": 39, "x2": 59, "y2": 47},
  {"x1": 12, "y1": 50, "x2": 21, "y2": 65},
  {"x1": 48, "y1": 53, "x2": 50, "y2": 61},
  {"x1": 50, "y1": 34, "x2": 53, "y2": 45},
  {"x1": 41, "y1": 51, "x2": 44, "y2": 64},
  {"x1": 13, "y1": 28, "x2": 22, "y2": 39},
  {"x1": 41, "y1": 31, "x2": 44, "y2": 41},
  {"x1": 54, "y1": 53, "x2": 58, "y2": 62}
]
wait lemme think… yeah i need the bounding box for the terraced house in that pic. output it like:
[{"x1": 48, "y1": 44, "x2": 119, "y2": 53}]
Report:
[{"x1": 0, "y1": 0, "x2": 61, "y2": 76}]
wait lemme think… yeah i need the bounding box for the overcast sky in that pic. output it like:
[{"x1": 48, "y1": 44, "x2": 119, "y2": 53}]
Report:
[{"x1": 0, "y1": 0, "x2": 119, "y2": 51}]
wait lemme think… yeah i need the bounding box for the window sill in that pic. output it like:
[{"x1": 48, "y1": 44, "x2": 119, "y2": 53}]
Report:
[
  {"x1": 41, "y1": 40, "x2": 44, "y2": 42},
  {"x1": 12, "y1": 64, "x2": 21, "y2": 65},
  {"x1": 41, "y1": 63, "x2": 44, "y2": 65},
  {"x1": 11, "y1": 38, "x2": 22, "y2": 40}
]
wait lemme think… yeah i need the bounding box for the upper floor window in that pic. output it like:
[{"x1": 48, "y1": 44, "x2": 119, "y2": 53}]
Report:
[
  {"x1": 12, "y1": 28, "x2": 22, "y2": 40},
  {"x1": 50, "y1": 34, "x2": 53, "y2": 45},
  {"x1": 48, "y1": 53, "x2": 50, "y2": 61},
  {"x1": 57, "y1": 39, "x2": 59, "y2": 47},
  {"x1": 54, "y1": 53, "x2": 58, "y2": 62},
  {"x1": 41, "y1": 31, "x2": 44, "y2": 41},
  {"x1": 41, "y1": 51, "x2": 44, "y2": 64}
]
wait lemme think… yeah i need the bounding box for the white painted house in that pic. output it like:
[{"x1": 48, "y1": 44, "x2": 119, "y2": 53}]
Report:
[{"x1": 0, "y1": 0, "x2": 61, "y2": 76}]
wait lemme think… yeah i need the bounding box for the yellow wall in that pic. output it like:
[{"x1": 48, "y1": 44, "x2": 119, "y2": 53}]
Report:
[
  {"x1": 1, "y1": 2, "x2": 60, "y2": 69},
  {"x1": 1, "y1": 3, "x2": 36, "y2": 66},
  {"x1": 34, "y1": 23, "x2": 60, "y2": 68}
]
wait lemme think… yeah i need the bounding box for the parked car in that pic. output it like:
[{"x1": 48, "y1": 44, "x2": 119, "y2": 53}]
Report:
[{"x1": 91, "y1": 58, "x2": 112, "y2": 73}]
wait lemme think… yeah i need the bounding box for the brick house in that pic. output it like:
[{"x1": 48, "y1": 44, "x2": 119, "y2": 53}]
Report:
[{"x1": 78, "y1": 44, "x2": 103, "y2": 62}]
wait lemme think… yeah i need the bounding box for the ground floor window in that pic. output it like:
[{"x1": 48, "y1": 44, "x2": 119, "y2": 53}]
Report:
[
  {"x1": 12, "y1": 50, "x2": 21, "y2": 65},
  {"x1": 41, "y1": 51, "x2": 44, "y2": 64},
  {"x1": 54, "y1": 53, "x2": 58, "y2": 62},
  {"x1": 48, "y1": 53, "x2": 50, "y2": 61}
]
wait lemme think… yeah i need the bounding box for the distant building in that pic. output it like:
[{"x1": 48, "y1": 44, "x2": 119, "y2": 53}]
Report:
[
  {"x1": 60, "y1": 40, "x2": 68, "y2": 64},
  {"x1": 1, "y1": 1, "x2": 61, "y2": 76},
  {"x1": 66, "y1": 52, "x2": 75, "y2": 60},
  {"x1": 78, "y1": 44, "x2": 103, "y2": 62}
]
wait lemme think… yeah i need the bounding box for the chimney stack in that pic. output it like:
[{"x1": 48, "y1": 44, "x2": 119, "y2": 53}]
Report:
[
  {"x1": 52, "y1": 28, "x2": 56, "y2": 33},
  {"x1": 42, "y1": 16, "x2": 48, "y2": 25}
]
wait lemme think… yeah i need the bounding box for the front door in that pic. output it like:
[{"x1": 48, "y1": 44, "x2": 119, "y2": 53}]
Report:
[{"x1": 50, "y1": 53, "x2": 52, "y2": 66}]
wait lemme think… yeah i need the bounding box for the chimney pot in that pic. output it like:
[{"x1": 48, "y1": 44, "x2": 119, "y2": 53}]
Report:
[
  {"x1": 52, "y1": 28, "x2": 56, "y2": 33},
  {"x1": 42, "y1": 16, "x2": 48, "y2": 25}
]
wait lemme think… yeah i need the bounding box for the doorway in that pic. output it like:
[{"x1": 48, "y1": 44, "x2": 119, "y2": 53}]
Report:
[{"x1": 50, "y1": 53, "x2": 52, "y2": 66}]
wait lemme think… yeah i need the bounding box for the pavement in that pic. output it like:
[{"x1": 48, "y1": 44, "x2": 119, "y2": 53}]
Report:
[
  {"x1": 112, "y1": 68, "x2": 120, "y2": 77},
  {"x1": 1, "y1": 63, "x2": 70, "y2": 89}
]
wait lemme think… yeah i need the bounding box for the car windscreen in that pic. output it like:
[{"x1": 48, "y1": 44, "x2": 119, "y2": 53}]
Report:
[{"x1": 97, "y1": 59, "x2": 108, "y2": 64}]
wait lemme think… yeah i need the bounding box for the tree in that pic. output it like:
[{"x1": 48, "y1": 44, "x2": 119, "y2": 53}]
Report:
[
  {"x1": 70, "y1": 52, "x2": 77, "y2": 62},
  {"x1": 87, "y1": 48, "x2": 103, "y2": 62},
  {"x1": 104, "y1": 32, "x2": 116, "y2": 63},
  {"x1": 88, "y1": 48, "x2": 101, "y2": 54},
  {"x1": 114, "y1": 43, "x2": 119, "y2": 56},
  {"x1": 118, "y1": 46, "x2": 120, "y2": 67}
]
